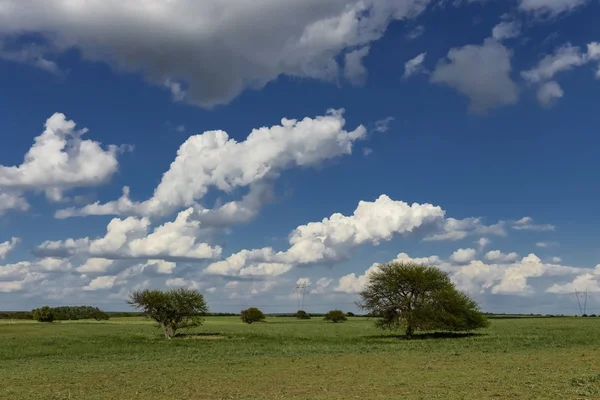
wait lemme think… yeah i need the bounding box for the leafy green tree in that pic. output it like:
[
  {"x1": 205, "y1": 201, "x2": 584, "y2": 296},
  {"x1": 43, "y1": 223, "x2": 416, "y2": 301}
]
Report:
[
  {"x1": 324, "y1": 309, "x2": 347, "y2": 323},
  {"x1": 32, "y1": 306, "x2": 55, "y2": 323},
  {"x1": 346, "y1": 312, "x2": 355, "y2": 317},
  {"x1": 128, "y1": 288, "x2": 208, "y2": 339},
  {"x1": 240, "y1": 307, "x2": 266, "y2": 324},
  {"x1": 46, "y1": 306, "x2": 110, "y2": 320},
  {"x1": 91, "y1": 308, "x2": 110, "y2": 321},
  {"x1": 295, "y1": 310, "x2": 311, "y2": 320},
  {"x1": 359, "y1": 262, "x2": 489, "y2": 339}
]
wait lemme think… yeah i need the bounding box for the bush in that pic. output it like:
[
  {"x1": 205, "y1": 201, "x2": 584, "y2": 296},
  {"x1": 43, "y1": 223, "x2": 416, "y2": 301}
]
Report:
[
  {"x1": 241, "y1": 307, "x2": 266, "y2": 324},
  {"x1": 346, "y1": 312, "x2": 355, "y2": 317},
  {"x1": 295, "y1": 310, "x2": 311, "y2": 320},
  {"x1": 324, "y1": 310, "x2": 347, "y2": 323},
  {"x1": 32, "y1": 306, "x2": 55, "y2": 323}
]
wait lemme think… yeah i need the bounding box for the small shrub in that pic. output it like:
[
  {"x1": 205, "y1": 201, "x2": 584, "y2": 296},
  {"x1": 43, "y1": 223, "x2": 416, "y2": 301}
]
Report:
[
  {"x1": 241, "y1": 307, "x2": 266, "y2": 324},
  {"x1": 346, "y1": 311, "x2": 355, "y2": 317},
  {"x1": 32, "y1": 306, "x2": 55, "y2": 323},
  {"x1": 295, "y1": 310, "x2": 311, "y2": 320},
  {"x1": 324, "y1": 309, "x2": 347, "y2": 323}
]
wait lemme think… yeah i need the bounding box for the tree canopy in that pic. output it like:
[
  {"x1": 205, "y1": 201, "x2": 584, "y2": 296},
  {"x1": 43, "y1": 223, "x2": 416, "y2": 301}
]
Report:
[
  {"x1": 240, "y1": 307, "x2": 266, "y2": 324},
  {"x1": 32, "y1": 306, "x2": 55, "y2": 323},
  {"x1": 295, "y1": 310, "x2": 311, "y2": 320},
  {"x1": 359, "y1": 262, "x2": 489, "y2": 339},
  {"x1": 51, "y1": 306, "x2": 109, "y2": 321},
  {"x1": 324, "y1": 309, "x2": 347, "y2": 323},
  {"x1": 128, "y1": 288, "x2": 208, "y2": 339}
]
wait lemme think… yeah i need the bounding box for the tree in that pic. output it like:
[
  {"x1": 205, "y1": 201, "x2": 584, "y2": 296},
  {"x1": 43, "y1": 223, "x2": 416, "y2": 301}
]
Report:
[
  {"x1": 324, "y1": 309, "x2": 347, "y2": 323},
  {"x1": 91, "y1": 308, "x2": 110, "y2": 321},
  {"x1": 346, "y1": 311, "x2": 355, "y2": 317},
  {"x1": 32, "y1": 306, "x2": 55, "y2": 323},
  {"x1": 240, "y1": 307, "x2": 266, "y2": 324},
  {"x1": 128, "y1": 288, "x2": 208, "y2": 339},
  {"x1": 295, "y1": 310, "x2": 311, "y2": 320},
  {"x1": 359, "y1": 262, "x2": 489, "y2": 339},
  {"x1": 50, "y1": 306, "x2": 109, "y2": 320}
]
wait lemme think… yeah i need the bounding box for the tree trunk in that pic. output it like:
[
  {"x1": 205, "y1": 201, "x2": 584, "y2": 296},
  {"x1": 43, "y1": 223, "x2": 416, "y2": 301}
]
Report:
[
  {"x1": 405, "y1": 325, "x2": 413, "y2": 340},
  {"x1": 161, "y1": 323, "x2": 172, "y2": 339}
]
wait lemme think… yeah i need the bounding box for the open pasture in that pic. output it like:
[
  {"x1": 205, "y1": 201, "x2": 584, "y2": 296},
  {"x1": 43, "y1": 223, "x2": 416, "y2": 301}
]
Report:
[{"x1": 1, "y1": 316, "x2": 600, "y2": 399}]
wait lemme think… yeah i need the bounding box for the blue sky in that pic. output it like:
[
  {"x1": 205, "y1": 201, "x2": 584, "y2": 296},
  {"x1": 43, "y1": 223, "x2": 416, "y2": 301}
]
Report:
[{"x1": 0, "y1": 0, "x2": 599, "y2": 314}]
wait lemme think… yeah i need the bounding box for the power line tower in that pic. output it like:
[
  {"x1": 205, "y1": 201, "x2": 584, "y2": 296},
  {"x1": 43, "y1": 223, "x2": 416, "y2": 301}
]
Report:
[
  {"x1": 294, "y1": 284, "x2": 309, "y2": 311},
  {"x1": 575, "y1": 290, "x2": 588, "y2": 316}
]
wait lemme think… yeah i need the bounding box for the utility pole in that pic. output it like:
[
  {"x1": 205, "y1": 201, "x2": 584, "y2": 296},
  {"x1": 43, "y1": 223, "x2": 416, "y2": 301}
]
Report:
[
  {"x1": 575, "y1": 290, "x2": 588, "y2": 316},
  {"x1": 294, "y1": 284, "x2": 309, "y2": 311}
]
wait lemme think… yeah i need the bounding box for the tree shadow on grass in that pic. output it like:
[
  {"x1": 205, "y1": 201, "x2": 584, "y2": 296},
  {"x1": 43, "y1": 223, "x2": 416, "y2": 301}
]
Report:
[
  {"x1": 175, "y1": 332, "x2": 226, "y2": 340},
  {"x1": 366, "y1": 332, "x2": 484, "y2": 341}
]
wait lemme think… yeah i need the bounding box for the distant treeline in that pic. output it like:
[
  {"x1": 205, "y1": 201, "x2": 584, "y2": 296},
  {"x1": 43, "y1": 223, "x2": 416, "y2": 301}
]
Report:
[
  {"x1": 272, "y1": 312, "x2": 363, "y2": 317},
  {"x1": 2, "y1": 310, "x2": 590, "y2": 320},
  {"x1": 483, "y1": 313, "x2": 585, "y2": 319},
  {"x1": 1, "y1": 306, "x2": 110, "y2": 320},
  {"x1": 0, "y1": 311, "x2": 33, "y2": 320},
  {"x1": 0, "y1": 310, "x2": 239, "y2": 320}
]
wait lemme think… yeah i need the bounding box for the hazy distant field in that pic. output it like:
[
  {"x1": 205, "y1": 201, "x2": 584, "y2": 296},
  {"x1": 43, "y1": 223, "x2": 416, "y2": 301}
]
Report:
[{"x1": 1, "y1": 316, "x2": 599, "y2": 399}]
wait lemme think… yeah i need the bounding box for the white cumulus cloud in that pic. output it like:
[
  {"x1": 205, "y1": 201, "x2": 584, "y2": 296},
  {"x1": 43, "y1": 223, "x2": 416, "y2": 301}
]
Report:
[
  {"x1": 75, "y1": 258, "x2": 114, "y2": 274},
  {"x1": 83, "y1": 275, "x2": 118, "y2": 291},
  {"x1": 333, "y1": 250, "x2": 585, "y2": 297},
  {"x1": 57, "y1": 110, "x2": 366, "y2": 221},
  {"x1": 37, "y1": 208, "x2": 221, "y2": 261},
  {"x1": 0, "y1": 113, "x2": 125, "y2": 210},
  {"x1": 450, "y1": 248, "x2": 477, "y2": 264},
  {"x1": 0, "y1": 237, "x2": 19, "y2": 260},
  {"x1": 0, "y1": 113, "x2": 123, "y2": 200},
  {"x1": 204, "y1": 194, "x2": 445, "y2": 277},
  {"x1": 547, "y1": 265, "x2": 600, "y2": 294},
  {"x1": 484, "y1": 250, "x2": 519, "y2": 263},
  {"x1": 0, "y1": 190, "x2": 29, "y2": 216}
]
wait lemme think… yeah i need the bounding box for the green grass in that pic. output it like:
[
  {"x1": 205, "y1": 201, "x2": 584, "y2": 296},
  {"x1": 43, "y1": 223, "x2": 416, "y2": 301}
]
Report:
[{"x1": 1, "y1": 316, "x2": 600, "y2": 399}]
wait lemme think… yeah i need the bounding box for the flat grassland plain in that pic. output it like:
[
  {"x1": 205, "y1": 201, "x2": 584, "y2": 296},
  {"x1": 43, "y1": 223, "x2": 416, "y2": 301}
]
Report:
[{"x1": 1, "y1": 316, "x2": 600, "y2": 400}]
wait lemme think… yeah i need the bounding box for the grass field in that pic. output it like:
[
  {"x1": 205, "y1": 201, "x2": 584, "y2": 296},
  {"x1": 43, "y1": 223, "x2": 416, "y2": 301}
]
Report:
[{"x1": 1, "y1": 316, "x2": 600, "y2": 399}]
